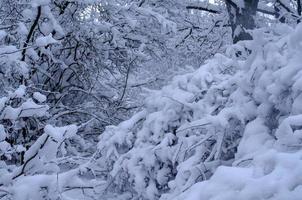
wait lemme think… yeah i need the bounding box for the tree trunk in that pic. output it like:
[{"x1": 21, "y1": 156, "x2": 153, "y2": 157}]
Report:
[
  {"x1": 297, "y1": 0, "x2": 301, "y2": 23},
  {"x1": 226, "y1": 0, "x2": 259, "y2": 43}
]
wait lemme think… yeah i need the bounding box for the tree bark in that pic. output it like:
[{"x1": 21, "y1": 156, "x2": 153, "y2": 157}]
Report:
[
  {"x1": 225, "y1": 0, "x2": 259, "y2": 43},
  {"x1": 297, "y1": 0, "x2": 302, "y2": 23}
]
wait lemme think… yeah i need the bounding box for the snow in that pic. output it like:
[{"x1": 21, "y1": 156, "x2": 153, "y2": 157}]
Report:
[
  {"x1": 35, "y1": 34, "x2": 58, "y2": 47},
  {"x1": 175, "y1": 150, "x2": 302, "y2": 200},
  {"x1": 44, "y1": 124, "x2": 78, "y2": 143},
  {"x1": 133, "y1": 5, "x2": 177, "y2": 33},
  {"x1": 2, "y1": 2, "x2": 302, "y2": 200},
  {"x1": 0, "y1": 30, "x2": 7, "y2": 41},
  {"x1": 96, "y1": 23, "x2": 302, "y2": 200},
  {"x1": 17, "y1": 22, "x2": 28, "y2": 35},
  {"x1": 0, "y1": 97, "x2": 8, "y2": 111},
  {"x1": 19, "y1": 99, "x2": 49, "y2": 118},
  {"x1": 0, "y1": 125, "x2": 6, "y2": 141},
  {"x1": 164, "y1": 23, "x2": 302, "y2": 200},
  {"x1": 33, "y1": 92, "x2": 47, "y2": 103},
  {"x1": 30, "y1": 0, "x2": 50, "y2": 7},
  {"x1": 235, "y1": 0, "x2": 245, "y2": 9},
  {"x1": 10, "y1": 85, "x2": 26, "y2": 98},
  {"x1": 1, "y1": 98, "x2": 49, "y2": 120},
  {"x1": 0, "y1": 86, "x2": 49, "y2": 121}
]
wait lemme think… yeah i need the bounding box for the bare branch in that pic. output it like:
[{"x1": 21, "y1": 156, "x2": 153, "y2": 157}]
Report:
[{"x1": 186, "y1": 5, "x2": 220, "y2": 14}]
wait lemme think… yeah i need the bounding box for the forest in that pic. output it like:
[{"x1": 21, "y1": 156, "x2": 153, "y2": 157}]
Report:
[{"x1": 0, "y1": 0, "x2": 302, "y2": 199}]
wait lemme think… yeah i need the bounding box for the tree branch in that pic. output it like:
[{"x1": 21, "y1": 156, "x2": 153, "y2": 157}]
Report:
[
  {"x1": 186, "y1": 5, "x2": 220, "y2": 14},
  {"x1": 186, "y1": 2, "x2": 276, "y2": 16},
  {"x1": 21, "y1": 6, "x2": 41, "y2": 61}
]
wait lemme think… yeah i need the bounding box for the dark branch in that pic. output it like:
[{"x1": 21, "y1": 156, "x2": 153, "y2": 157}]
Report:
[
  {"x1": 186, "y1": 4, "x2": 276, "y2": 16},
  {"x1": 186, "y1": 6, "x2": 220, "y2": 14},
  {"x1": 257, "y1": 8, "x2": 276, "y2": 16},
  {"x1": 21, "y1": 6, "x2": 41, "y2": 61}
]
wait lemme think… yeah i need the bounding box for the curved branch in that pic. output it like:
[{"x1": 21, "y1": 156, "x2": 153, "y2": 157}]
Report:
[{"x1": 13, "y1": 135, "x2": 50, "y2": 180}]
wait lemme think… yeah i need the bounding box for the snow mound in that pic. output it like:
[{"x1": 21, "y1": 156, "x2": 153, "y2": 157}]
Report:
[
  {"x1": 97, "y1": 23, "x2": 302, "y2": 199},
  {"x1": 176, "y1": 150, "x2": 302, "y2": 200}
]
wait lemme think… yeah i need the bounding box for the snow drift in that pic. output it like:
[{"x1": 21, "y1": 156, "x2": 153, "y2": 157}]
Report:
[{"x1": 97, "y1": 23, "x2": 302, "y2": 200}]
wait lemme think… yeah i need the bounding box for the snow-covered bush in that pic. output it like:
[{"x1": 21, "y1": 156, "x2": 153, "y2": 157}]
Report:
[
  {"x1": 96, "y1": 23, "x2": 302, "y2": 200},
  {"x1": 0, "y1": 85, "x2": 49, "y2": 164},
  {"x1": 0, "y1": 0, "x2": 225, "y2": 139},
  {"x1": 0, "y1": 122, "x2": 93, "y2": 200},
  {"x1": 0, "y1": 85, "x2": 97, "y2": 200}
]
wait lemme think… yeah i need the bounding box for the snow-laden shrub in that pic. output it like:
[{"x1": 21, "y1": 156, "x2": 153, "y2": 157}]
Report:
[
  {"x1": 96, "y1": 23, "x2": 302, "y2": 200},
  {"x1": 0, "y1": 86, "x2": 97, "y2": 200},
  {"x1": 0, "y1": 85, "x2": 49, "y2": 164},
  {"x1": 173, "y1": 24, "x2": 302, "y2": 200},
  {"x1": 0, "y1": 121, "x2": 94, "y2": 200}
]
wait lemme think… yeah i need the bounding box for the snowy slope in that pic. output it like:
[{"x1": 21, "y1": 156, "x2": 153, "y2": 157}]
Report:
[{"x1": 97, "y1": 23, "x2": 302, "y2": 200}]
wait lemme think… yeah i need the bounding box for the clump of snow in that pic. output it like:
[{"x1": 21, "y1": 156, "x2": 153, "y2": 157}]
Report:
[
  {"x1": 96, "y1": 23, "x2": 302, "y2": 200},
  {"x1": 33, "y1": 92, "x2": 47, "y2": 103},
  {"x1": 0, "y1": 97, "x2": 7, "y2": 111},
  {"x1": 0, "y1": 45, "x2": 30, "y2": 78},
  {"x1": 35, "y1": 34, "x2": 58, "y2": 47},
  {"x1": 0, "y1": 86, "x2": 49, "y2": 121},
  {"x1": 0, "y1": 30, "x2": 7, "y2": 41},
  {"x1": 17, "y1": 22, "x2": 28, "y2": 35},
  {"x1": 9, "y1": 85, "x2": 26, "y2": 98},
  {"x1": 0, "y1": 125, "x2": 6, "y2": 141},
  {"x1": 1, "y1": 98, "x2": 49, "y2": 120},
  {"x1": 44, "y1": 124, "x2": 78, "y2": 143}
]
